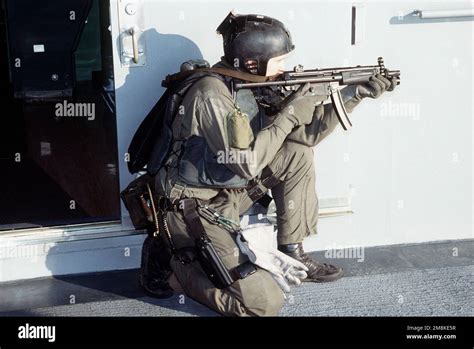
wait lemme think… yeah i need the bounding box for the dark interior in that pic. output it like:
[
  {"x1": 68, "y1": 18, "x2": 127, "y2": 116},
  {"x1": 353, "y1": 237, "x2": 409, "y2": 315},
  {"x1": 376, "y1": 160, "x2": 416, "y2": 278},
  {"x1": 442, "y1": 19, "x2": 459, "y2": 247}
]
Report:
[{"x1": 0, "y1": 0, "x2": 120, "y2": 230}]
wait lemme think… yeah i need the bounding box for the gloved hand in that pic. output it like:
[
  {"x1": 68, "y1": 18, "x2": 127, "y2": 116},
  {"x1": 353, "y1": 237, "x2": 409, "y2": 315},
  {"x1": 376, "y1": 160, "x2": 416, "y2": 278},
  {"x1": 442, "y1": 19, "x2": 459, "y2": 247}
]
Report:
[
  {"x1": 281, "y1": 83, "x2": 326, "y2": 127},
  {"x1": 355, "y1": 74, "x2": 398, "y2": 100},
  {"x1": 236, "y1": 224, "x2": 308, "y2": 293}
]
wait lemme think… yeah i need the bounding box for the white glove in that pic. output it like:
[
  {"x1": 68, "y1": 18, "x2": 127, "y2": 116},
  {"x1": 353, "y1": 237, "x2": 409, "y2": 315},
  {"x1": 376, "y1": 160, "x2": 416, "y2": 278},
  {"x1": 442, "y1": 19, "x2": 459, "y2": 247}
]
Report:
[{"x1": 237, "y1": 224, "x2": 308, "y2": 293}]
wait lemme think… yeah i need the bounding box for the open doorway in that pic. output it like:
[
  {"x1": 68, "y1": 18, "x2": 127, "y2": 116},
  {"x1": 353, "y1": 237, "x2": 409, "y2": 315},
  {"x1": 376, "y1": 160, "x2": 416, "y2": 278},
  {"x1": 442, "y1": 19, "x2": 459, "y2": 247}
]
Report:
[{"x1": 0, "y1": 0, "x2": 120, "y2": 230}]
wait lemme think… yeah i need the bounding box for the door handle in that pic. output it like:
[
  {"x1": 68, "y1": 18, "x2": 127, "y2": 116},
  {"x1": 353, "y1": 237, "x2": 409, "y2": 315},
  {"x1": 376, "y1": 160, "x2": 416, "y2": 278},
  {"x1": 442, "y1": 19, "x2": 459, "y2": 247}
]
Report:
[
  {"x1": 129, "y1": 27, "x2": 139, "y2": 64},
  {"x1": 118, "y1": 0, "x2": 146, "y2": 67}
]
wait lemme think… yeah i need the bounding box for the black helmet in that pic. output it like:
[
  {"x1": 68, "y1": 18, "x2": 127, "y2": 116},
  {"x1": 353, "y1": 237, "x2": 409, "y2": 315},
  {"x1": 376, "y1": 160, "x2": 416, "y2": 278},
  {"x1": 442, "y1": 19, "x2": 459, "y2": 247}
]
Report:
[{"x1": 216, "y1": 12, "x2": 294, "y2": 76}]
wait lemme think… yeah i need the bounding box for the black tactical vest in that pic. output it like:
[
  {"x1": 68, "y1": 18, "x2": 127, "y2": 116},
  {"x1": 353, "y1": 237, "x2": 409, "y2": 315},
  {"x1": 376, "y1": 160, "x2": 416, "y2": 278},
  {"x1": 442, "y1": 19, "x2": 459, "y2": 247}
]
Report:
[{"x1": 176, "y1": 80, "x2": 264, "y2": 188}]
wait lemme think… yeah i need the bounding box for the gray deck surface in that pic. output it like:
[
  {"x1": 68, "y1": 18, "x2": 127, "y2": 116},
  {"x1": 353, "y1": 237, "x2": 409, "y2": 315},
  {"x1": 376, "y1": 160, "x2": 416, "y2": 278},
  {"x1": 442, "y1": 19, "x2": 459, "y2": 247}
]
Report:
[{"x1": 1, "y1": 240, "x2": 472, "y2": 317}]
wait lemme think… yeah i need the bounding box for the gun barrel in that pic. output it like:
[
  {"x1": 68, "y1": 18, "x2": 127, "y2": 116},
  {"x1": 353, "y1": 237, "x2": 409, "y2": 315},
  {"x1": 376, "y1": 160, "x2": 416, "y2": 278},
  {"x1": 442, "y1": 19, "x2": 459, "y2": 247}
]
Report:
[
  {"x1": 234, "y1": 74, "x2": 343, "y2": 90},
  {"x1": 286, "y1": 65, "x2": 378, "y2": 78},
  {"x1": 387, "y1": 69, "x2": 401, "y2": 77},
  {"x1": 288, "y1": 67, "x2": 400, "y2": 79}
]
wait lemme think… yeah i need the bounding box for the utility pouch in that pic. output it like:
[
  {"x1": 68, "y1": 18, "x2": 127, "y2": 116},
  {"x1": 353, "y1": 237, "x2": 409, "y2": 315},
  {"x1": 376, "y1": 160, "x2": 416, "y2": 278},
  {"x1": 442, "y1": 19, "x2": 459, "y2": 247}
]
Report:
[
  {"x1": 195, "y1": 235, "x2": 234, "y2": 289},
  {"x1": 227, "y1": 107, "x2": 254, "y2": 149},
  {"x1": 120, "y1": 174, "x2": 155, "y2": 230},
  {"x1": 180, "y1": 198, "x2": 257, "y2": 289}
]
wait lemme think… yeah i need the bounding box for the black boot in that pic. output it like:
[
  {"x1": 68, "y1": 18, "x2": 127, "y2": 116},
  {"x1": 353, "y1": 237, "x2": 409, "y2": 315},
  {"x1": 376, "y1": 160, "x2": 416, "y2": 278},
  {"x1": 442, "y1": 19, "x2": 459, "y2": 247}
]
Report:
[
  {"x1": 278, "y1": 243, "x2": 344, "y2": 283},
  {"x1": 139, "y1": 233, "x2": 174, "y2": 298}
]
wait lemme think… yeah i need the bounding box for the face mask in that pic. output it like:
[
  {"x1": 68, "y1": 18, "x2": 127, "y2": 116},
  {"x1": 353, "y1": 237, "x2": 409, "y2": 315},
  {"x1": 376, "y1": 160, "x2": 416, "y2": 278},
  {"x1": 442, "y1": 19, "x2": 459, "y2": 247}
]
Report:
[{"x1": 265, "y1": 53, "x2": 291, "y2": 77}]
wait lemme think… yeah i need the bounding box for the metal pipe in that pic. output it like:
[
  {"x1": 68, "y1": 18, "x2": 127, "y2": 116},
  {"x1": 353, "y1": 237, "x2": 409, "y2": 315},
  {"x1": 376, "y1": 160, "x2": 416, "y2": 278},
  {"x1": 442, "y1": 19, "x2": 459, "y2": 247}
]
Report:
[{"x1": 414, "y1": 8, "x2": 474, "y2": 19}]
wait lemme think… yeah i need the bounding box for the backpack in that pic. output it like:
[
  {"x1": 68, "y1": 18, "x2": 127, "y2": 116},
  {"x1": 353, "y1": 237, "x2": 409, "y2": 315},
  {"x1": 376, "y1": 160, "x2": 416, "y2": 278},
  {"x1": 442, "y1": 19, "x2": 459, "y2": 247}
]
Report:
[{"x1": 127, "y1": 69, "x2": 224, "y2": 175}]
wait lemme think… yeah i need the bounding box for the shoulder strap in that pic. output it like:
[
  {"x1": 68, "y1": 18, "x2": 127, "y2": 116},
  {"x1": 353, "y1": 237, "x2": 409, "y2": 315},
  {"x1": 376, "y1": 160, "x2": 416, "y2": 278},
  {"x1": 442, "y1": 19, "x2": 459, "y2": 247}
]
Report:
[{"x1": 162, "y1": 67, "x2": 268, "y2": 88}]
